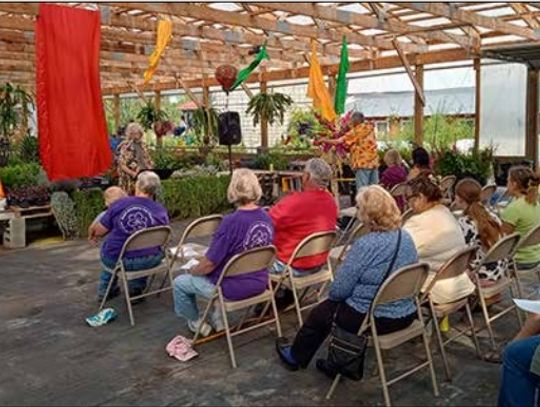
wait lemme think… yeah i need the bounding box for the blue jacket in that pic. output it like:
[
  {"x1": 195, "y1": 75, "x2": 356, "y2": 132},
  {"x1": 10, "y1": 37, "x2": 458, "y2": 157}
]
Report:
[{"x1": 329, "y1": 229, "x2": 418, "y2": 318}]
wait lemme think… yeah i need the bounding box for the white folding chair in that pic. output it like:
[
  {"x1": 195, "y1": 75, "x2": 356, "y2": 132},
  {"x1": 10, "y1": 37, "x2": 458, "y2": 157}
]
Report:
[
  {"x1": 390, "y1": 182, "x2": 411, "y2": 210},
  {"x1": 422, "y1": 246, "x2": 481, "y2": 381},
  {"x1": 336, "y1": 206, "x2": 358, "y2": 246},
  {"x1": 192, "y1": 246, "x2": 281, "y2": 368},
  {"x1": 271, "y1": 230, "x2": 337, "y2": 327},
  {"x1": 472, "y1": 233, "x2": 523, "y2": 350},
  {"x1": 513, "y1": 223, "x2": 540, "y2": 297},
  {"x1": 326, "y1": 263, "x2": 438, "y2": 406},
  {"x1": 98, "y1": 225, "x2": 173, "y2": 326},
  {"x1": 401, "y1": 208, "x2": 415, "y2": 225}
]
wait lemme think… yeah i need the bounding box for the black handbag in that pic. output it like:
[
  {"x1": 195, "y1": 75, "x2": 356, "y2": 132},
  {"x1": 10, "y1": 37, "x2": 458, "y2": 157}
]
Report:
[{"x1": 326, "y1": 230, "x2": 402, "y2": 381}]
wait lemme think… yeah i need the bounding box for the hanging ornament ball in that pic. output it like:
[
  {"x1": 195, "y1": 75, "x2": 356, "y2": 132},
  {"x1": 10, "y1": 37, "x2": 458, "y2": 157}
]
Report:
[{"x1": 215, "y1": 64, "x2": 238, "y2": 92}]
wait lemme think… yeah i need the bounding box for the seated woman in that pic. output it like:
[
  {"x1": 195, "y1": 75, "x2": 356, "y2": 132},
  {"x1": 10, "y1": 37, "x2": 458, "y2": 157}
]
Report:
[
  {"x1": 90, "y1": 171, "x2": 170, "y2": 301},
  {"x1": 454, "y1": 178, "x2": 507, "y2": 286},
  {"x1": 173, "y1": 169, "x2": 274, "y2": 337},
  {"x1": 501, "y1": 166, "x2": 540, "y2": 270},
  {"x1": 275, "y1": 185, "x2": 418, "y2": 372},
  {"x1": 407, "y1": 147, "x2": 432, "y2": 181},
  {"x1": 403, "y1": 176, "x2": 474, "y2": 304},
  {"x1": 380, "y1": 148, "x2": 408, "y2": 211}
]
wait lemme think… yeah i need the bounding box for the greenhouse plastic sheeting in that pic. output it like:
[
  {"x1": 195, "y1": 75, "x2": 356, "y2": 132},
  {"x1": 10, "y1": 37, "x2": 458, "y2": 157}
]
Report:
[
  {"x1": 479, "y1": 62, "x2": 526, "y2": 156},
  {"x1": 36, "y1": 4, "x2": 111, "y2": 181}
]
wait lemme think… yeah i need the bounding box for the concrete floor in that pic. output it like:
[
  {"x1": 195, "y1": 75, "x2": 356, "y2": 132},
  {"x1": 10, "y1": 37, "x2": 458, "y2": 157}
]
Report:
[{"x1": 0, "y1": 223, "x2": 526, "y2": 406}]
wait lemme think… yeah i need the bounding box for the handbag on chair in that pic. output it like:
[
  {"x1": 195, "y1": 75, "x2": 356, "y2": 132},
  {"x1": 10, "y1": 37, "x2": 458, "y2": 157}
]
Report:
[{"x1": 326, "y1": 230, "x2": 402, "y2": 381}]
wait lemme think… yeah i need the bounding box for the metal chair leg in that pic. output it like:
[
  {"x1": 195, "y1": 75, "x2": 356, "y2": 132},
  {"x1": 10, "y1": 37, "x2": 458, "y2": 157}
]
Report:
[
  {"x1": 193, "y1": 297, "x2": 215, "y2": 344},
  {"x1": 325, "y1": 373, "x2": 342, "y2": 400},
  {"x1": 479, "y1": 293, "x2": 497, "y2": 351},
  {"x1": 372, "y1": 332, "x2": 392, "y2": 407},
  {"x1": 98, "y1": 268, "x2": 116, "y2": 312},
  {"x1": 218, "y1": 292, "x2": 237, "y2": 368},
  {"x1": 429, "y1": 302, "x2": 452, "y2": 381},
  {"x1": 269, "y1": 293, "x2": 282, "y2": 337},
  {"x1": 465, "y1": 302, "x2": 482, "y2": 359},
  {"x1": 290, "y1": 279, "x2": 304, "y2": 327},
  {"x1": 121, "y1": 272, "x2": 135, "y2": 326}
]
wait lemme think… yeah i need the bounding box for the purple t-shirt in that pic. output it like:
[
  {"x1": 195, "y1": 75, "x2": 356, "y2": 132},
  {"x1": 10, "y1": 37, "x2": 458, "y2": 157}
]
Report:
[
  {"x1": 100, "y1": 196, "x2": 170, "y2": 260},
  {"x1": 206, "y1": 208, "x2": 274, "y2": 300}
]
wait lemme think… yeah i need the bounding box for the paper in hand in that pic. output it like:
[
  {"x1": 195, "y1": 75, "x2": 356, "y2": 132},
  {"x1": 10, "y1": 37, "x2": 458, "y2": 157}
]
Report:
[{"x1": 180, "y1": 258, "x2": 200, "y2": 271}]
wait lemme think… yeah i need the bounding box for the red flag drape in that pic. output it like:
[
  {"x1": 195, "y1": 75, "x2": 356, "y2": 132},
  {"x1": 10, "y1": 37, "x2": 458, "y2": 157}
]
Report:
[{"x1": 36, "y1": 4, "x2": 111, "y2": 181}]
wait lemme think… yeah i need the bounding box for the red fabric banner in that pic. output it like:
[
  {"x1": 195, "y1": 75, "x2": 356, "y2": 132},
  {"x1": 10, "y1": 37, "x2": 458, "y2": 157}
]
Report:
[{"x1": 36, "y1": 4, "x2": 111, "y2": 181}]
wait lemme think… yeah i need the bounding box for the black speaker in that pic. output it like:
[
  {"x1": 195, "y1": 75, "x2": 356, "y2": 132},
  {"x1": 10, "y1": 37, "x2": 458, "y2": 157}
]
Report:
[{"x1": 218, "y1": 112, "x2": 242, "y2": 146}]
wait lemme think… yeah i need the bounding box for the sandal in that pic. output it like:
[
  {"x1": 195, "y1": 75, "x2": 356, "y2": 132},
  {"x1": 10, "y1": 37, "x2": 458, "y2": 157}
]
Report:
[{"x1": 483, "y1": 350, "x2": 503, "y2": 364}]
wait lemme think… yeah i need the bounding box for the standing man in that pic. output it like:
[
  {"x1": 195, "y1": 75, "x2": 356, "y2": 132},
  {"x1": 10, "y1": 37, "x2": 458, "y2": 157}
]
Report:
[{"x1": 322, "y1": 111, "x2": 379, "y2": 191}]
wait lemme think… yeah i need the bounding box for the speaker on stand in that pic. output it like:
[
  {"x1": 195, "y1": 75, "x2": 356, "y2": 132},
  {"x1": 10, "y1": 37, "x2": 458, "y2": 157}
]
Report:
[{"x1": 218, "y1": 111, "x2": 242, "y2": 175}]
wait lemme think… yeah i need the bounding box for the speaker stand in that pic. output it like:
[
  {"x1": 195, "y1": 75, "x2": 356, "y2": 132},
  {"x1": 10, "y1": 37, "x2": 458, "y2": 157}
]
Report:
[{"x1": 228, "y1": 144, "x2": 233, "y2": 176}]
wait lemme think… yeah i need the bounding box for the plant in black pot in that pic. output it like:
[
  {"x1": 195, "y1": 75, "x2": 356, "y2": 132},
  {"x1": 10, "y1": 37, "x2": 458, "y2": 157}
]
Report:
[{"x1": 136, "y1": 99, "x2": 170, "y2": 149}]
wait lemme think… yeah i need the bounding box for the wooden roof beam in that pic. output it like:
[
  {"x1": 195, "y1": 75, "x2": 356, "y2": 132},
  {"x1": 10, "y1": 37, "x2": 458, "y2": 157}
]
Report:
[
  {"x1": 396, "y1": 2, "x2": 540, "y2": 41},
  {"x1": 108, "y1": 2, "x2": 425, "y2": 52},
  {"x1": 510, "y1": 3, "x2": 540, "y2": 29},
  {"x1": 258, "y1": 2, "x2": 478, "y2": 50}
]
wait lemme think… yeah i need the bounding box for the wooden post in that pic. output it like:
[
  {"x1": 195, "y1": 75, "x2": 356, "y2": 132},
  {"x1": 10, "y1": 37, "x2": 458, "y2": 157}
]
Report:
[
  {"x1": 202, "y1": 75, "x2": 210, "y2": 108},
  {"x1": 414, "y1": 64, "x2": 424, "y2": 146},
  {"x1": 260, "y1": 80, "x2": 268, "y2": 150},
  {"x1": 474, "y1": 58, "x2": 481, "y2": 153},
  {"x1": 526, "y1": 68, "x2": 539, "y2": 169},
  {"x1": 328, "y1": 75, "x2": 336, "y2": 106},
  {"x1": 155, "y1": 90, "x2": 162, "y2": 149},
  {"x1": 113, "y1": 94, "x2": 121, "y2": 131}
]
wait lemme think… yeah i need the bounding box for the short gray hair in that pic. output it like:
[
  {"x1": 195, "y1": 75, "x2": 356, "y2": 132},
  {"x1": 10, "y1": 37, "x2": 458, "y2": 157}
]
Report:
[
  {"x1": 135, "y1": 171, "x2": 161, "y2": 196},
  {"x1": 305, "y1": 158, "x2": 332, "y2": 188},
  {"x1": 227, "y1": 168, "x2": 262, "y2": 205},
  {"x1": 126, "y1": 122, "x2": 144, "y2": 140}
]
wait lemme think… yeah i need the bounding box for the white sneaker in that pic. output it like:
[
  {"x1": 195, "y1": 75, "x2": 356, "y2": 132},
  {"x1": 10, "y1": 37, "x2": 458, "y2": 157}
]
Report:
[
  {"x1": 187, "y1": 318, "x2": 212, "y2": 337},
  {"x1": 210, "y1": 309, "x2": 225, "y2": 333}
]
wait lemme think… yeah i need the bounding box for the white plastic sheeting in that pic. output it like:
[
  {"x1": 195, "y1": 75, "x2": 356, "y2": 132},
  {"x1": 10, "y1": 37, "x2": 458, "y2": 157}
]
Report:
[{"x1": 479, "y1": 62, "x2": 527, "y2": 156}]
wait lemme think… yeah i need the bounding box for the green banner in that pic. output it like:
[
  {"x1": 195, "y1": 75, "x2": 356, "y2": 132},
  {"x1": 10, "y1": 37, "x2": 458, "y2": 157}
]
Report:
[
  {"x1": 230, "y1": 45, "x2": 270, "y2": 91},
  {"x1": 334, "y1": 36, "x2": 349, "y2": 115}
]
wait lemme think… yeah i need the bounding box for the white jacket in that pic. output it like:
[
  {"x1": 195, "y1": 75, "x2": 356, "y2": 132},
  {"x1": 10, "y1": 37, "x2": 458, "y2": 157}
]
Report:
[{"x1": 404, "y1": 205, "x2": 475, "y2": 304}]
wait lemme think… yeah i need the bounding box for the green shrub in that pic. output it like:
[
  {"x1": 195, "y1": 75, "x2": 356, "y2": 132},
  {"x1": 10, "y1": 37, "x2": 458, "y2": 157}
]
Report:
[
  {"x1": 254, "y1": 153, "x2": 289, "y2": 170},
  {"x1": 160, "y1": 175, "x2": 231, "y2": 219},
  {"x1": 0, "y1": 162, "x2": 42, "y2": 189},
  {"x1": 72, "y1": 188, "x2": 105, "y2": 237},
  {"x1": 434, "y1": 147, "x2": 494, "y2": 185}
]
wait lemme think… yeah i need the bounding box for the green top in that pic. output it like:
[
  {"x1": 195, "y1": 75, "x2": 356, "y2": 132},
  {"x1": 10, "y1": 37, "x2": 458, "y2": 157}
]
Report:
[{"x1": 501, "y1": 197, "x2": 540, "y2": 264}]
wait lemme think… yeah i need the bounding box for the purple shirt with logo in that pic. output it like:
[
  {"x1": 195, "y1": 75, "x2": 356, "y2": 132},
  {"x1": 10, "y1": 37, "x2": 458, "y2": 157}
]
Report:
[
  {"x1": 99, "y1": 196, "x2": 170, "y2": 260},
  {"x1": 206, "y1": 208, "x2": 274, "y2": 300}
]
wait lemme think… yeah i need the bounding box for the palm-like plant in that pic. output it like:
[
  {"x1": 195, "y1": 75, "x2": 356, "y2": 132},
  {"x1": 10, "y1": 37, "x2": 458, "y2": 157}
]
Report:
[{"x1": 0, "y1": 82, "x2": 34, "y2": 139}]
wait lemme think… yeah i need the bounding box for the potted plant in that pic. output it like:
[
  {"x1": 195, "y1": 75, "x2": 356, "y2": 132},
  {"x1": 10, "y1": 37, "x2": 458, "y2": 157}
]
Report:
[
  {"x1": 246, "y1": 91, "x2": 293, "y2": 127},
  {"x1": 0, "y1": 82, "x2": 34, "y2": 166},
  {"x1": 136, "y1": 99, "x2": 170, "y2": 149},
  {"x1": 192, "y1": 106, "x2": 219, "y2": 156}
]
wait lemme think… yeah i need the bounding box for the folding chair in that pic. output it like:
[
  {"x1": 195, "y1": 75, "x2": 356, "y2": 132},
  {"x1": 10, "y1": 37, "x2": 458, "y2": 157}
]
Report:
[
  {"x1": 472, "y1": 233, "x2": 523, "y2": 350},
  {"x1": 271, "y1": 230, "x2": 337, "y2": 327},
  {"x1": 329, "y1": 222, "x2": 369, "y2": 268},
  {"x1": 513, "y1": 223, "x2": 540, "y2": 296},
  {"x1": 401, "y1": 208, "x2": 415, "y2": 225},
  {"x1": 480, "y1": 184, "x2": 497, "y2": 207},
  {"x1": 326, "y1": 263, "x2": 438, "y2": 406},
  {"x1": 336, "y1": 206, "x2": 358, "y2": 246},
  {"x1": 422, "y1": 246, "x2": 481, "y2": 381},
  {"x1": 192, "y1": 246, "x2": 281, "y2": 368},
  {"x1": 390, "y1": 182, "x2": 410, "y2": 204},
  {"x1": 169, "y1": 214, "x2": 223, "y2": 272},
  {"x1": 440, "y1": 175, "x2": 457, "y2": 202},
  {"x1": 98, "y1": 225, "x2": 173, "y2": 326}
]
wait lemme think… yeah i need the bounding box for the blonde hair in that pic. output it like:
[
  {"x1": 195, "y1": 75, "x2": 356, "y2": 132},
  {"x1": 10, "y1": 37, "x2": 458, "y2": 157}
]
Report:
[
  {"x1": 356, "y1": 185, "x2": 401, "y2": 232},
  {"x1": 384, "y1": 149, "x2": 402, "y2": 167},
  {"x1": 104, "y1": 186, "x2": 127, "y2": 206},
  {"x1": 227, "y1": 168, "x2": 262, "y2": 206},
  {"x1": 125, "y1": 122, "x2": 144, "y2": 140}
]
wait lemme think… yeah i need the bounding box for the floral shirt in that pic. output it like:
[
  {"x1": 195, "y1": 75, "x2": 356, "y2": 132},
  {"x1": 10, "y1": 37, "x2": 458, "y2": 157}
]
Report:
[
  {"x1": 458, "y1": 209, "x2": 507, "y2": 282},
  {"x1": 342, "y1": 123, "x2": 379, "y2": 170},
  {"x1": 117, "y1": 140, "x2": 153, "y2": 194}
]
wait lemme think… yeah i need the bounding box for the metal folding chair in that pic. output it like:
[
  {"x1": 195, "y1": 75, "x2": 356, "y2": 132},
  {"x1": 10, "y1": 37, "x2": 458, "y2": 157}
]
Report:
[
  {"x1": 329, "y1": 222, "x2": 369, "y2": 269},
  {"x1": 98, "y1": 225, "x2": 173, "y2": 326},
  {"x1": 169, "y1": 214, "x2": 223, "y2": 272},
  {"x1": 513, "y1": 223, "x2": 540, "y2": 297},
  {"x1": 326, "y1": 263, "x2": 438, "y2": 406},
  {"x1": 422, "y1": 246, "x2": 481, "y2": 381},
  {"x1": 472, "y1": 233, "x2": 523, "y2": 350},
  {"x1": 401, "y1": 208, "x2": 415, "y2": 225},
  {"x1": 270, "y1": 230, "x2": 337, "y2": 327},
  {"x1": 192, "y1": 246, "x2": 281, "y2": 368},
  {"x1": 440, "y1": 175, "x2": 457, "y2": 202}
]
